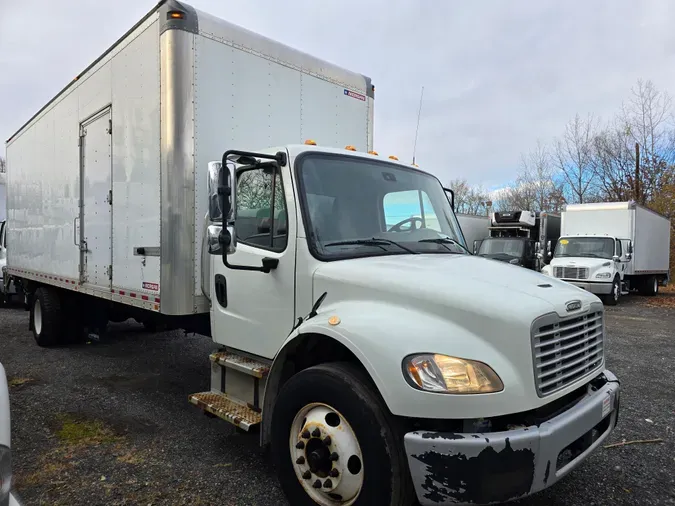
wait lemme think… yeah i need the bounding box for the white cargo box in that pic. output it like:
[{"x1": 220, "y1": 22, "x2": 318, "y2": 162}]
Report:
[
  {"x1": 562, "y1": 201, "x2": 670, "y2": 276},
  {"x1": 5, "y1": 0, "x2": 374, "y2": 316}
]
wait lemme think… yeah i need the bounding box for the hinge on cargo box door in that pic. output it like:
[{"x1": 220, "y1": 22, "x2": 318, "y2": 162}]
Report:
[
  {"x1": 106, "y1": 190, "x2": 112, "y2": 205},
  {"x1": 106, "y1": 265, "x2": 112, "y2": 280},
  {"x1": 106, "y1": 119, "x2": 112, "y2": 135}
]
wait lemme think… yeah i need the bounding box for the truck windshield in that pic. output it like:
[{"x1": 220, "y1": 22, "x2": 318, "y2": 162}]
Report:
[
  {"x1": 478, "y1": 238, "x2": 525, "y2": 258},
  {"x1": 296, "y1": 153, "x2": 466, "y2": 260},
  {"x1": 554, "y1": 237, "x2": 615, "y2": 259}
]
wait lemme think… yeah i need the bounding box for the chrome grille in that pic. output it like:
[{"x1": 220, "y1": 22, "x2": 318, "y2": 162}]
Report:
[
  {"x1": 553, "y1": 266, "x2": 589, "y2": 280},
  {"x1": 532, "y1": 310, "x2": 604, "y2": 397}
]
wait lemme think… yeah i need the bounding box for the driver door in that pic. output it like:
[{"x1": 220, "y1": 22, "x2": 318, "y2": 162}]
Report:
[{"x1": 210, "y1": 164, "x2": 296, "y2": 359}]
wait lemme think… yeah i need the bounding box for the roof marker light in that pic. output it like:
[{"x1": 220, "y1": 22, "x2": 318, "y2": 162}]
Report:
[
  {"x1": 388, "y1": 155, "x2": 399, "y2": 161},
  {"x1": 345, "y1": 145, "x2": 357, "y2": 151},
  {"x1": 368, "y1": 150, "x2": 379, "y2": 156},
  {"x1": 304, "y1": 139, "x2": 317, "y2": 145}
]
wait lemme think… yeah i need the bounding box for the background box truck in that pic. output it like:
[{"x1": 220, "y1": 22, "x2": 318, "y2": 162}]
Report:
[
  {"x1": 4, "y1": 1, "x2": 621, "y2": 505},
  {"x1": 542, "y1": 201, "x2": 671, "y2": 305}
]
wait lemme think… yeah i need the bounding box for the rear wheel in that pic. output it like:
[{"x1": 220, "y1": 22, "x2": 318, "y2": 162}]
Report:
[
  {"x1": 271, "y1": 362, "x2": 415, "y2": 506},
  {"x1": 31, "y1": 287, "x2": 64, "y2": 347}
]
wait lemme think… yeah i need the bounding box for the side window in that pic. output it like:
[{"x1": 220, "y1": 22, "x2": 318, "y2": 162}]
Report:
[
  {"x1": 382, "y1": 190, "x2": 440, "y2": 232},
  {"x1": 616, "y1": 240, "x2": 622, "y2": 257},
  {"x1": 235, "y1": 168, "x2": 287, "y2": 251}
]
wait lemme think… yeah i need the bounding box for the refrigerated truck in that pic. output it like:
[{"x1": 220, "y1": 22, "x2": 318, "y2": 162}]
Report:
[
  {"x1": 542, "y1": 201, "x2": 671, "y2": 306},
  {"x1": 4, "y1": 2, "x2": 621, "y2": 505},
  {"x1": 476, "y1": 210, "x2": 561, "y2": 271}
]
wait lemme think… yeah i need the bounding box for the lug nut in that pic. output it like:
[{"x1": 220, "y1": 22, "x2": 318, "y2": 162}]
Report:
[
  {"x1": 312, "y1": 479, "x2": 322, "y2": 489},
  {"x1": 323, "y1": 479, "x2": 333, "y2": 488},
  {"x1": 302, "y1": 470, "x2": 311, "y2": 480},
  {"x1": 296, "y1": 441, "x2": 305, "y2": 449},
  {"x1": 330, "y1": 452, "x2": 339, "y2": 461},
  {"x1": 312, "y1": 428, "x2": 321, "y2": 437},
  {"x1": 296, "y1": 456, "x2": 305, "y2": 465},
  {"x1": 322, "y1": 436, "x2": 332, "y2": 446},
  {"x1": 301, "y1": 430, "x2": 310, "y2": 439},
  {"x1": 329, "y1": 468, "x2": 339, "y2": 477}
]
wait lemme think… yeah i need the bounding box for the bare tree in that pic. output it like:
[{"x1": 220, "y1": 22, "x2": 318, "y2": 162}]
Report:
[
  {"x1": 619, "y1": 79, "x2": 675, "y2": 203},
  {"x1": 554, "y1": 114, "x2": 598, "y2": 203},
  {"x1": 591, "y1": 126, "x2": 635, "y2": 201},
  {"x1": 0, "y1": 156, "x2": 5, "y2": 173},
  {"x1": 447, "y1": 178, "x2": 489, "y2": 215},
  {"x1": 518, "y1": 141, "x2": 566, "y2": 211}
]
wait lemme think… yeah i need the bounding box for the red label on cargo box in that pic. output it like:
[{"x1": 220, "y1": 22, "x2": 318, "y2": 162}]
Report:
[
  {"x1": 344, "y1": 89, "x2": 366, "y2": 101},
  {"x1": 143, "y1": 282, "x2": 160, "y2": 292}
]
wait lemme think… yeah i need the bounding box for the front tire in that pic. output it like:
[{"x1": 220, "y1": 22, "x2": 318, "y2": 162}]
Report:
[
  {"x1": 271, "y1": 362, "x2": 415, "y2": 506},
  {"x1": 604, "y1": 277, "x2": 620, "y2": 306},
  {"x1": 31, "y1": 287, "x2": 64, "y2": 347}
]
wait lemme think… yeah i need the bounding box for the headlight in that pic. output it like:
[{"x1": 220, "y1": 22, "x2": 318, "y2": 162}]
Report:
[
  {"x1": 403, "y1": 354, "x2": 504, "y2": 394},
  {"x1": 0, "y1": 445, "x2": 11, "y2": 504},
  {"x1": 595, "y1": 272, "x2": 612, "y2": 279}
]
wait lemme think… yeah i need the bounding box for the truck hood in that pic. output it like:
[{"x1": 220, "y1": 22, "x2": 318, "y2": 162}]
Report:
[{"x1": 313, "y1": 254, "x2": 599, "y2": 326}]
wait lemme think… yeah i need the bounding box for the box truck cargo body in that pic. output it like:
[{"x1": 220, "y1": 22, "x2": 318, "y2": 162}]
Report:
[
  {"x1": 542, "y1": 201, "x2": 670, "y2": 305},
  {"x1": 4, "y1": 2, "x2": 623, "y2": 505},
  {"x1": 5, "y1": 0, "x2": 373, "y2": 323}
]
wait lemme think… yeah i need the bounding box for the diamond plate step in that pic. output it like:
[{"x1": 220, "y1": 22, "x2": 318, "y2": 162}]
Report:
[
  {"x1": 189, "y1": 391, "x2": 262, "y2": 431},
  {"x1": 209, "y1": 351, "x2": 270, "y2": 379}
]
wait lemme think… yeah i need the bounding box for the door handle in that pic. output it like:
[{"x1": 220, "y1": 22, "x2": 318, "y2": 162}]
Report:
[
  {"x1": 214, "y1": 274, "x2": 227, "y2": 308},
  {"x1": 73, "y1": 216, "x2": 80, "y2": 246}
]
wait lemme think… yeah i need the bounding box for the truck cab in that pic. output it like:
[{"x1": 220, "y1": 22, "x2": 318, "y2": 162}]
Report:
[
  {"x1": 0, "y1": 220, "x2": 17, "y2": 306},
  {"x1": 196, "y1": 144, "x2": 621, "y2": 506},
  {"x1": 542, "y1": 235, "x2": 632, "y2": 305}
]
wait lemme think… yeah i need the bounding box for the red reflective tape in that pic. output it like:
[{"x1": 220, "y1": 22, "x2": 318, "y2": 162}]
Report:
[
  {"x1": 119, "y1": 290, "x2": 125, "y2": 295},
  {"x1": 141, "y1": 295, "x2": 149, "y2": 301},
  {"x1": 130, "y1": 293, "x2": 137, "y2": 298},
  {"x1": 154, "y1": 298, "x2": 160, "y2": 303}
]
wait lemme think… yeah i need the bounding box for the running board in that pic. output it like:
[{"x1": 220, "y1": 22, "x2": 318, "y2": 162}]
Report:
[
  {"x1": 209, "y1": 351, "x2": 270, "y2": 379},
  {"x1": 189, "y1": 391, "x2": 262, "y2": 431}
]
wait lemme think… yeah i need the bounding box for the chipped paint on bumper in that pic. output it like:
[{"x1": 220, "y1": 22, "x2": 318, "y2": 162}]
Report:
[{"x1": 404, "y1": 370, "x2": 621, "y2": 505}]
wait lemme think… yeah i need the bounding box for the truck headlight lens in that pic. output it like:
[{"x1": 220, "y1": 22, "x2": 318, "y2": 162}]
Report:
[
  {"x1": 0, "y1": 445, "x2": 11, "y2": 504},
  {"x1": 595, "y1": 272, "x2": 612, "y2": 279},
  {"x1": 403, "y1": 354, "x2": 504, "y2": 394}
]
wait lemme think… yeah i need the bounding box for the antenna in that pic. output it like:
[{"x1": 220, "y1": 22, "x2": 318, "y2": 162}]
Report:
[{"x1": 412, "y1": 86, "x2": 424, "y2": 165}]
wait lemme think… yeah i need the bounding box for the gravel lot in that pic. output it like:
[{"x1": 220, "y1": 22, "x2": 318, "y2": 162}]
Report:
[{"x1": 2, "y1": 292, "x2": 674, "y2": 506}]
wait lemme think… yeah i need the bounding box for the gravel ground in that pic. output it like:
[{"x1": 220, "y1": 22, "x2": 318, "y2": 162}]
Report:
[{"x1": 2, "y1": 292, "x2": 674, "y2": 506}]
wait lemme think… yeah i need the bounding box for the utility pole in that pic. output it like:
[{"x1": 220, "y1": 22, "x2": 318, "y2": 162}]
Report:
[
  {"x1": 412, "y1": 86, "x2": 424, "y2": 166},
  {"x1": 635, "y1": 142, "x2": 640, "y2": 203}
]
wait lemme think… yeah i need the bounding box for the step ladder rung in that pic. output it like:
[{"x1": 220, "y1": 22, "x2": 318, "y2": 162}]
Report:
[
  {"x1": 189, "y1": 391, "x2": 262, "y2": 431},
  {"x1": 209, "y1": 351, "x2": 270, "y2": 379}
]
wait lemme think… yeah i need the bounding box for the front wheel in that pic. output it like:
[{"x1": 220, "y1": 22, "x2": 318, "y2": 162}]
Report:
[
  {"x1": 271, "y1": 362, "x2": 415, "y2": 506},
  {"x1": 604, "y1": 277, "x2": 620, "y2": 306}
]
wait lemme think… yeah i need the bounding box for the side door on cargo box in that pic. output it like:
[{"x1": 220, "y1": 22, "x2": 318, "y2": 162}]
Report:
[{"x1": 78, "y1": 107, "x2": 113, "y2": 289}]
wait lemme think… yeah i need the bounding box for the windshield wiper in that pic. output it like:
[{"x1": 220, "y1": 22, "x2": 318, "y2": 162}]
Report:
[
  {"x1": 324, "y1": 238, "x2": 419, "y2": 254},
  {"x1": 418, "y1": 237, "x2": 470, "y2": 254}
]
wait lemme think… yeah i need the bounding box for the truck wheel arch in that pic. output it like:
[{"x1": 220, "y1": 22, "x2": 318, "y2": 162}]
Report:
[{"x1": 260, "y1": 329, "x2": 386, "y2": 448}]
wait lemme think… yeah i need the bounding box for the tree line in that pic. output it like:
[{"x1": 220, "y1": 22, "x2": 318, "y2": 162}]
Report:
[{"x1": 449, "y1": 78, "x2": 674, "y2": 224}]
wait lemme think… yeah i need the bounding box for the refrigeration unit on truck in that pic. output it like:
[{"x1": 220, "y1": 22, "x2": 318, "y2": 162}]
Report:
[
  {"x1": 542, "y1": 201, "x2": 671, "y2": 306},
  {"x1": 475, "y1": 210, "x2": 561, "y2": 270},
  {"x1": 4, "y1": 2, "x2": 621, "y2": 505},
  {"x1": 455, "y1": 213, "x2": 489, "y2": 252}
]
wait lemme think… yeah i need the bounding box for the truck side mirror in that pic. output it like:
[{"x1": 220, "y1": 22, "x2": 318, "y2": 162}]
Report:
[
  {"x1": 473, "y1": 239, "x2": 480, "y2": 255},
  {"x1": 546, "y1": 240, "x2": 552, "y2": 257},
  {"x1": 612, "y1": 255, "x2": 620, "y2": 262},
  {"x1": 213, "y1": 162, "x2": 237, "y2": 260},
  {"x1": 207, "y1": 161, "x2": 223, "y2": 222},
  {"x1": 625, "y1": 253, "x2": 632, "y2": 261},
  {"x1": 206, "y1": 224, "x2": 223, "y2": 255}
]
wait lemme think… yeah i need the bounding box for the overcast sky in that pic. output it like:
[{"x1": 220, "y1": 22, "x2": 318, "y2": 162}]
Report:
[{"x1": 2, "y1": 0, "x2": 675, "y2": 189}]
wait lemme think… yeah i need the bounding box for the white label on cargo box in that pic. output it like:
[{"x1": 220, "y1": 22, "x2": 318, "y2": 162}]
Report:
[{"x1": 143, "y1": 282, "x2": 160, "y2": 292}]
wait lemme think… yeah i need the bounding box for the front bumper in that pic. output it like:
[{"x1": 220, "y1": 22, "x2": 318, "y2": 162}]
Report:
[
  {"x1": 564, "y1": 280, "x2": 613, "y2": 295},
  {"x1": 404, "y1": 370, "x2": 621, "y2": 505}
]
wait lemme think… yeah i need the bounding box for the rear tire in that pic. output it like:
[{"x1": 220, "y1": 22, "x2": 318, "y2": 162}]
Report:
[
  {"x1": 604, "y1": 277, "x2": 620, "y2": 306},
  {"x1": 644, "y1": 276, "x2": 659, "y2": 296},
  {"x1": 271, "y1": 362, "x2": 415, "y2": 506},
  {"x1": 31, "y1": 287, "x2": 64, "y2": 347}
]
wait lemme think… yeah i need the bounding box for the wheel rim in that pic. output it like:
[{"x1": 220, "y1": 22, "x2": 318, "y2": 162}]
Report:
[
  {"x1": 34, "y1": 299, "x2": 43, "y2": 335},
  {"x1": 654, "y1": 278, "x2": 658, "y2": 293},
  {"x1": 289, "y1": 403, "x2": 364, "y2": 505}
]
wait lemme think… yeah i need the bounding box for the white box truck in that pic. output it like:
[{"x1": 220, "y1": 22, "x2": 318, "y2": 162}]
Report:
[
  {"x1": 542, "y1": 201, "x2": 671, "y2": 305},
  {"x1": 4, "y1": 2, "x2": 621, "y2": 505}
]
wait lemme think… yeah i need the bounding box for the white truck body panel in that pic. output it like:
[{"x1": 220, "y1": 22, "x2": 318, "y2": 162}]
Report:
[
  {"x1": 0, "y1": 172, "x2": 6, "y2": 222},
  {"x1": 456, "y1": 213, "x2": 489, "y2": 249},
  {"x1": 5, "y1": 1, "x2": 373, "y2": 316},
  {"x1": 633, "y1": 204, "x2": 671, "y2": 274}
]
